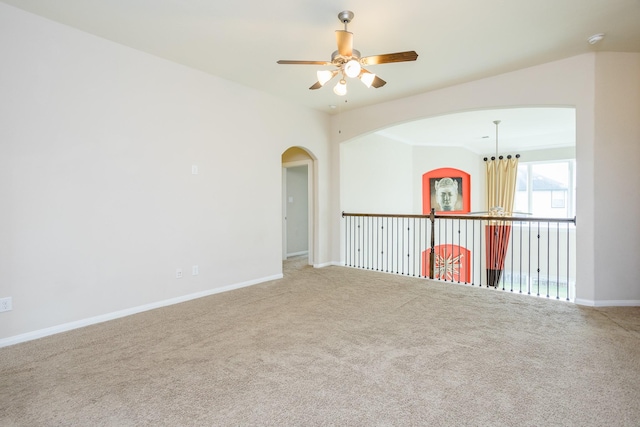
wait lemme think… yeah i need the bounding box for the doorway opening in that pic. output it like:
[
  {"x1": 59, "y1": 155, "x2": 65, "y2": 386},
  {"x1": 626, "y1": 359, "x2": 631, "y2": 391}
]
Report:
[{"x1": 282, "y1": 147, "x2": 315, "y2": 266}]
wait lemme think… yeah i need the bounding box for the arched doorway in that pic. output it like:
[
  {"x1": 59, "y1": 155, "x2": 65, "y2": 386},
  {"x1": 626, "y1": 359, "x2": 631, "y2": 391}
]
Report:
[{"x1": 282, "y1": 147, "x2": 316, "y2": 265}]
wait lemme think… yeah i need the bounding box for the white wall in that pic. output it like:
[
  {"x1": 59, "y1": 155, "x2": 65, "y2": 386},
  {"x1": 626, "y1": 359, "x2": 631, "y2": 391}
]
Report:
[
  {"x1": 331, "y1": 52, "x2": 640, "y2": 305},
  {"x1": 343, "y1": 139, "x2": 575, "y2": 218},
  {"x1": 341, "y1": 136, "x2": 484, "y2": 216},
  {"x1": 593, "y1": 52, "x2": 640, "y2": 304},
  {"x1": 341, "y1": 134, "x2": 413, "y2": 214},
  {"x1": 0, "y1": 4, "x2": 331, "y2": 342},
  {"x1": 518, "y1": 146, "x2": 576, "y2": 162},
  {"x1": 411, "y1": 145, "x2": 484, "y2": 214}
]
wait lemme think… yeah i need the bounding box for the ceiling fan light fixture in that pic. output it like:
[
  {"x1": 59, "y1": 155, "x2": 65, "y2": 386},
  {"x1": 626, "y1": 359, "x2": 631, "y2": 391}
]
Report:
[
  {"x1": 333, "y1": 79, "x2": 347, "y2": 96},
  {"x1": 344, "y1": 59, "x2": 361, "y2": 78},
  {"x1": 276, "y1": 11, "x2": 418, "y2": 96},
  {"x1": 359, "y1": 72, "x2": 376, "y2": 88},
  {"x1": 317, "y1": 69, "x2": 336, "y2": 86}
]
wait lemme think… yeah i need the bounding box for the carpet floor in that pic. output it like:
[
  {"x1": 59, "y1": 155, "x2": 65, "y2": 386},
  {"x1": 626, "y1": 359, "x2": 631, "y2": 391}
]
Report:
[{"x1": 1, "y1": 257, "x2": 639, "y2": 426}]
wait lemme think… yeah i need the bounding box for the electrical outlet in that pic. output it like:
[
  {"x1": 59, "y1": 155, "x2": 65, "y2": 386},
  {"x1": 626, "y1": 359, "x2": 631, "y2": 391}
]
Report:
[
  {"x1": 192, "y1": 265, "x2": 199, "y2": 276},
  {"x1": 0, "y1": 297, "x2": 12, "y2": 312},
  {"x1": 176, "y1": 268, "x2": 183, "y2": 279}
]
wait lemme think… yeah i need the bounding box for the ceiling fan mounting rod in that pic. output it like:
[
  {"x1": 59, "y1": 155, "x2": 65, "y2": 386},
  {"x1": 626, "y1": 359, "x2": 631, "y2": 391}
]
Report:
[{"x1": 338, "y1": 10, "x2": 354, "y2": 30}]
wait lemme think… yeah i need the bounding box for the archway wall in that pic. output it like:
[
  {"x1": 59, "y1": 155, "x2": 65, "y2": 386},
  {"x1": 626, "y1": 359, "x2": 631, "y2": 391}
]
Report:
[
  {"x1": 331, "y1": 52, "x2": 640, "y2": 305},
  {"x1": 331, "y1": 53, "x2": 595, "y2": 144},
  {"x1": 282, "y1": 146, "x2": 315, "y2": 264},
  {"x1": 276, "y1": 121, "x2": 334, "y2": 269},
  {"x1": 282, "y1": 146, "x2": 315, "y2": 163}
]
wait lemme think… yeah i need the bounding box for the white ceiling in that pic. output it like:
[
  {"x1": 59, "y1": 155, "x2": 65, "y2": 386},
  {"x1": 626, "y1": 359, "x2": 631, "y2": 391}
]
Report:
[{"x1": 2, "y1": 0, "x2": 637, "y2": 149}]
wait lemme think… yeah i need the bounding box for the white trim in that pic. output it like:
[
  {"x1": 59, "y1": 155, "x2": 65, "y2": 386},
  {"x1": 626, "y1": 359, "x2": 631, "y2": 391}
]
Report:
[
  {"x1": 286, "y1": 250, "x2": 309, "y2": 257},
  {"x1": 575, "y1": 298, "x2": 640, "y2": 307},
  {"x1": 282, "y1": 166, "x2": 288, "y2": 260},
  {"x1": 314, "y1": 261, "x2": 342, "y2": 268},
  {"x1": 0, "y1": 274, "x2": 282, "y2": 348}
]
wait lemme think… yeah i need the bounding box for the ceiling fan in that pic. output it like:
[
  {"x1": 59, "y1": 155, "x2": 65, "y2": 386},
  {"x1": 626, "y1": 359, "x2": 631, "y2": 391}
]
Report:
[{"x1": 277, "y1": 11, "x2": 418, "y2": 96}]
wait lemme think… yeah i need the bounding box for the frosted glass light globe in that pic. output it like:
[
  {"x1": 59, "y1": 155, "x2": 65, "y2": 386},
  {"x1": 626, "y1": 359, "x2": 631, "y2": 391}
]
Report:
[
  {"x1": 317, "y1": 70, "x2": 335, "y2": 86},
  {"x1": 344, "y1": 60, "x2": 361, "y2": 78},
  {"x1": 333, "y1": 79, "x2": 347, "y2": 96},
  {"x1": 360, "y1": 72, "x2": 375, "y2": 88}
]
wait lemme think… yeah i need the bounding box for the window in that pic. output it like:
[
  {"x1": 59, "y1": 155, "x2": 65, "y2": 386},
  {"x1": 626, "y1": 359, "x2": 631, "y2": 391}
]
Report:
[{"x1": 514, "y1": 160, "x2": 575, "y2": 218}]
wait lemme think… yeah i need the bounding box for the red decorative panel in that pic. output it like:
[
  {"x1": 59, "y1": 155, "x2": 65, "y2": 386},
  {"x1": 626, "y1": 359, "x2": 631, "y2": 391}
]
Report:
[
  {"x1": 422, "y1": 167, "x2": 471, "y2": 214},
  {"x1": 421, "y1": 244, "x2": 471, "y2": 283}
]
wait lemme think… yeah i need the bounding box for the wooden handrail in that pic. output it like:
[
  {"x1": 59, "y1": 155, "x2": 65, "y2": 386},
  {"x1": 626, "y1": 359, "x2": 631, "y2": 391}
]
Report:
[{"x1": 342, "y1": 211, "x2": 576, "y2": 224}]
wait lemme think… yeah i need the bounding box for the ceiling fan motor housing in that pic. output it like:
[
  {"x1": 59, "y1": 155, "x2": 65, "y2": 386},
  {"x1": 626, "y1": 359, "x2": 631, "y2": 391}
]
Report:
[
  {"x1": 331, "y1": 49, "x2": 361, "y2": 65},
  {"x1": 338, "y1": 10, "x2": 354, "y2": 25}
]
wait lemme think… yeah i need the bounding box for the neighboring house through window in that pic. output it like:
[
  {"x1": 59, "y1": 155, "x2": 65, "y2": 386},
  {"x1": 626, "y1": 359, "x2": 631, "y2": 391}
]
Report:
[{"x1": 514, "y1": 160, "x2": 575, "y2": 218}]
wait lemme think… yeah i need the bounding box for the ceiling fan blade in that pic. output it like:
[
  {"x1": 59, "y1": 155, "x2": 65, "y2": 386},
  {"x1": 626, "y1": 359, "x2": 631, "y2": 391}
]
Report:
[
  {"x1": 371, "y1": 75, "x2": 387, "y2": 88},
  {"x1": 277, "y1": 60, "x2": 332, "y2": 65},
  {"x1": 335, "y1": 30, "x2": 353, "y2": 57},
  {"x1": 361, "y1": 51, "x2": 418, "y2": 65},
  {"x1": 309, "y1": 81, "x2": 323, "y2": 90}
]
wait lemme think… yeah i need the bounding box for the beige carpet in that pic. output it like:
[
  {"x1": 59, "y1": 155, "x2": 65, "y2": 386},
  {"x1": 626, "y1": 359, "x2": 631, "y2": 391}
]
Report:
[{"x1": 1, "y1": 257, "x2": 639, "y2": 426}]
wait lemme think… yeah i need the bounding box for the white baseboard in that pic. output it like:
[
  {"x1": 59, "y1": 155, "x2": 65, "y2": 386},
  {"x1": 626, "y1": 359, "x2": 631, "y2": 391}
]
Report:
[
  {"x1": 286, "y1": 251, "x2": 308, "y2": 257},
  {"x1": 0, "y1": 273, "x2": 283, "y2": 348},
  {"x1": 313, "y1": 261, "x2": 342, "y2": 268},
  {"x1": 574, "y1": 298, "x2": 640, "y2": 307}
]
